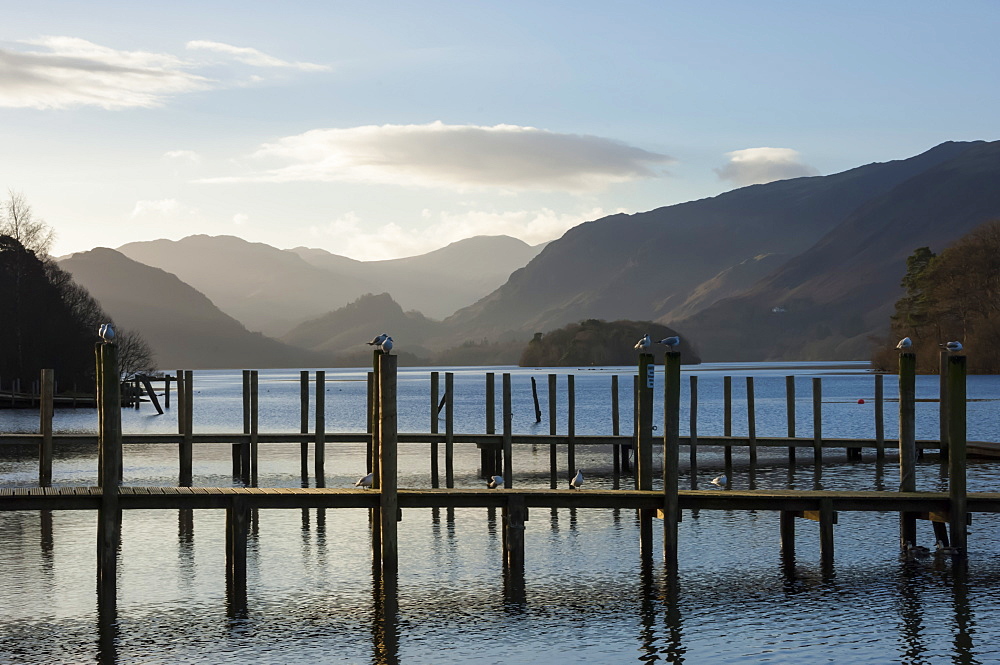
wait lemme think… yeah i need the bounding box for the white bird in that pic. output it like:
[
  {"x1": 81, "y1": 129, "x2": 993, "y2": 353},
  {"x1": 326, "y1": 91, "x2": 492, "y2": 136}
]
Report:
[
  {"x1": 896, "y1": 336, "x2": 912, "y2": 350},
  {"x1": 367, "y1": 333, "x2": 388, "y2": 346},
  {"x1": 354, "y1": 472, "x2": 374, "y2": 489},
  {"x1": 570, "y1": 469, "x2": 584, "y2": 489},
  {"x1": 487, "y1": 475, "x2": 503, "y2": 489},
  {"x1": 379, "y1": 336, "x2": 394, "y2": 354},
  {"x1": 98, "y1": 323, "x2": 115, "y2": 342},
  {"x1": 657, "y1": 335, "x2": 680, "y2": 350},
  {"x1": 710, "y1": 474, "x2": 727, "y2": 488},
  {"x1": 634, "y1": 334, "x2": 651, "y2": 350},
  {"x1": 942, "y1": 341, "x2": 963, "y2": 352}
]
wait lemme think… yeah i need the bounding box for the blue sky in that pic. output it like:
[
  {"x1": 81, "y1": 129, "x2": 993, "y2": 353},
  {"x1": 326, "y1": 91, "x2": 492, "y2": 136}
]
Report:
[{"x1": 2, "y1": 1, "x2": 997, "y2": 260}]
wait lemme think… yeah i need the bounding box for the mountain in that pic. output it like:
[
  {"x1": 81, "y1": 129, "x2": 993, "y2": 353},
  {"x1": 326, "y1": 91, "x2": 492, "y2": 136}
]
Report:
[
  {"x1": 670, "y1": 140, "x2": 1000, "y2": 360},
  {"x1": 443, "y1": 141, "x2": 986, "y2": 357},
  {"x1": 58, "y1": 248, "x2": 328, "y2": 369}
]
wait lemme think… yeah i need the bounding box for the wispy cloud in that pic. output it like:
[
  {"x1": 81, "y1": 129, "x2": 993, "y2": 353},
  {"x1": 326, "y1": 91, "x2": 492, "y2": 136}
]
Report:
[
  {"x1": 130, "y1": 198, "x2": 198, "y2": 218},
  {"x1": 164, "y1": 149, "x2": 201, "y2": 163},
  {"x1": 204, "y1": 122, "x2": 673, "y2": 192},
  {"x1": 186, "y1": 40, "x2": 329, "y2": 71},
  {"x1": 0, "y1": 36, "x2": 327, "y2": 110},
  {"x1": 308, "y1": 206, "x2": 619, "y2": 260},
  {"x1": 715, "y1": 147, "x2": 819, "y2": 186}
]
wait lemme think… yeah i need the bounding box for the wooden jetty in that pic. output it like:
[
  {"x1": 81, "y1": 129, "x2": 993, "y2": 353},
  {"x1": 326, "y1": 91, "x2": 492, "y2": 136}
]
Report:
[{"x1": 0, "y1": 347, "x2": 991, "y2": 615}]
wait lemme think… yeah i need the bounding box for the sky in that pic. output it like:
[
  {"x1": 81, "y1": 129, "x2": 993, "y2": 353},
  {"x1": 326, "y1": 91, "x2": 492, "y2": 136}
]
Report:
[{"x1": 1, "y1": 1, "x2": 998, "y2": 261}]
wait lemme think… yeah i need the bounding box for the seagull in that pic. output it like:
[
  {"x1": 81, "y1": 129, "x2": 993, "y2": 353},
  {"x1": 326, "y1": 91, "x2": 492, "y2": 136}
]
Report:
[
  {"x1": 896, "y1": 336, "x2": 912, "y2": 350},
  {"x1": 942, "y1": 341, "x2": 963, "y2": 352},
  {"x1": 379, "y1": 336, "x2": 394, "y2": 354},
  {"x1": 98, "y1": 323, "x2": 115, "y2": 342},
  {"x1": 657, "y1": 335, "x2": 680, "y2": 349},
  {"x1": 634, "y1": 334, "x2": 651, "y2": 351},
  {"x1": 905, "y1": 542, "x2": 930, "y2": 557},
  {"x1": 570, "y1": 469, "x2": 584, "y2": 489},
  {"x1": 354, "y1": 472, "x2": 374, "y2": 489},
  {"x1": 935, "y1": 539, "x2": 959, "y2": 555},
  {"x1": 710, "y1": 474, "x2": 727, "y2": 487},
  {"x1": 367, "y1": 333, "x2": 388, "y2": 346},
  {"x1": 487, "y1": 475, "x2": 504, "y2": 489}
]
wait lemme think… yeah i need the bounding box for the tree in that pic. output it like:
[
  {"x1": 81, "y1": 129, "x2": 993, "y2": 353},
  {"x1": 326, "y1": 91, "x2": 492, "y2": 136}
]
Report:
[{"x1": 1, "y1": 190, "x2": 55, "y2": 257}]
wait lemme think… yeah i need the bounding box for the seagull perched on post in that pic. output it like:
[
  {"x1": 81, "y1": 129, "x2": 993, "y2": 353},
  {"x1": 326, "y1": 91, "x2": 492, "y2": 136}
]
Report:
[
  {"x1": 941, "y1": 341, "x2": 963, "y2": 353},
  {"x1": 354, "y1": 472, "x2": 374, "y2": 489},
  {"x1": 379, "y1": 336, "x2": 394, "y2": 354},
  {"x1": 896, "y1": 336, "x2": 912, "y2": 350},
  {"x1": 658, "y1": 335, "x2": 680, "y2": 350},
  {"x1": 487, "y1": 475, "x2": 504, "y2": 489},
  {"x1": 570, "y1": 469, "x2": 584, "y2": 489},
  {"x1": 634, "y1": 334, "x2": 651, "y2": 351},
  {"x1": 98, "y1": 323, "x2": 115, "y2": 342},
  {"x1": 367, "y1": 333, "x2": 388, "y2": 347}
]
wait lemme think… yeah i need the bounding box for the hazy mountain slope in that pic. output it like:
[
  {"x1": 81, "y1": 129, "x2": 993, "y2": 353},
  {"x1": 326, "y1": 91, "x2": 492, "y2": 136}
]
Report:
[
  {"x1": 669, "y1": 140, "x2": 1000, "y2": 360},
  {"x1": 59, "y1": 248, "x2": 327, "y2": 369},
  {"x1": 444, "y1": 142, "x2": 973, "y2": 343},
  {"x1": 289, "y1": 235, "x2": 545, "y2": 319}
]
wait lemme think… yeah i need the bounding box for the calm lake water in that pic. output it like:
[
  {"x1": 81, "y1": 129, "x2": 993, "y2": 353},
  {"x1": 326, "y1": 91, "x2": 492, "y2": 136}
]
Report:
[{"x1": 2, "y1": 361, "x2": 1000, "y2": 664}]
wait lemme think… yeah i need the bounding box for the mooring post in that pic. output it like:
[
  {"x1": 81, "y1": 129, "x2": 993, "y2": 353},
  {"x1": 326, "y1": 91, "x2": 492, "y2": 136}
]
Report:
[
  {"x1": 947, "y1": 353, "x2": 967, "y2": 554},
  {"x1": 371, "y1": 354, "x2": 382, "y2": 494},
  {"x1": 939, "y1": 351, "x2": 951, "y2": 461},
  {"x1": 486, "y1": 373, "x2": 497, "y2": 477},
  {"x1": 628, "y1": 375, "x2": 638, "y2": 478},
  {"x1": 504, "y1": 495, "x2": 527, "y2": 571},
  {"x1": 503, "y1": 373, "x2": 513, "y2": 488},
  {"x1": 611, "y1": 375, "x2": 621, "y2": 485},
  {"x1": 812, "y1": 378, "x2": 823, "y2": 467},
  {"x1": 315, "y1": 370, "x2": 326, "y2": 485},
  {"x1": 780, "y1": 510, "x2": 795, "y2": 562},
  {"x1": 567, "y1": 375, "x2": 576, "y2": 485},
  {"x1": 898, "y1": 352, "x2": 917, "y2": 547},
  {"x1": 239, "y1": 370, "x2": 250, "y2": 483},
  {"x1": 531, "y1": 376, "x2": 542, "y2": 423},
  {"x1": 181, "y1": 370, "x2": 194, "y2": 487},
  {"x1": 96, "y1": 342, "x2": 122, "y2": 613},
  {"x1": 482, "y1": 374, "x2": 495, "y2": 476},
  {"x1": 723, "y1": 376, "x2": 733, "y2": 470},
  {"x1": 39, "y1": 368, "x2": 54, "y2": 486},
  {"x1": 225, "y1": 496, "x2": 249, "y2": 612},
  {"x1": 819, "y1": 498, "x2": 836, "y2": 573},
  {"x1": 163, "y1": 375, "x2": 170, "y2": 409},
  {"x1": 300, "y1": 370, "x2": 309, "y2": 484},
  {"x1": 177, "y1": 369, "x2": 186, "y2": 439},
  {"x1": 378, "y1": 354, "x2": 399, "y2": 576},
  {"x1": 548, "y1": 374, "x2": 558, "y2": 489},
  {"x1": 785, "y1": 376, "x2": 796, "y2": 463},
  {"x1": 689, "y1": 375, "x2": 698, "y2": 488},
  {"x1": 637, "y1": 353, "x2": 655, "y2": 561},
  {"x1": 249, "y1": 370, "x2": 258, "y2": 487},
  {"x1": 875, "y1": 374, "x2": 885, "y2": 460},
  {"x1": 663, "y1": 351, "x2": 681, "y2": 570},
  {"x1": 746, "y1": 376, "x2": 757, "y2": 465},
  {"x1": 429, "y1": 371, "x2": 439, "y2": 487},
  {"x1": 445, "y1": 372, "x2": 455, "y2": 488}
]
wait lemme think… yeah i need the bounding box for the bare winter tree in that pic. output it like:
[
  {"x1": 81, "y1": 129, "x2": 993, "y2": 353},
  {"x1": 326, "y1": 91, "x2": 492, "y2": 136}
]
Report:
[
  {"x1": 1, "y1": 190, "x2": 55, "y2": 257},
  {"x1": 115, "y1": 327, "x2": 157, "y2": 379}
]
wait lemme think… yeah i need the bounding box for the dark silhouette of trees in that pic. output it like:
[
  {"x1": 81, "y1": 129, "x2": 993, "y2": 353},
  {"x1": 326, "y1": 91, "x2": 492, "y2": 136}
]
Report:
[{"x1": 519, "y1": 319, "x2": 699, "y2": 367}]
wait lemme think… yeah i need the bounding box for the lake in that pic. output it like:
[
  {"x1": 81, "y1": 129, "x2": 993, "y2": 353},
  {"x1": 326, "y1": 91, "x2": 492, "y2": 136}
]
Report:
[{"x1": 2, "y1": 361, "x2": 999, "y2": 664}]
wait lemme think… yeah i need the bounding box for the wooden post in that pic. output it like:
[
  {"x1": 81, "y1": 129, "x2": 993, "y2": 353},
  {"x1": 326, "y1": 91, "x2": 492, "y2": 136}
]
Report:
[
  {"x1": 689, "y1": 375, "x2": 698, "y2": 487},
  {"x1": 239, "y1": 370, "x2": 250, "y2": 483},
  {"x1": 819, "y1": 498, "x2": 836, "y2": 572},
  {"x1": 181, "y1": 370, "x2": 193, "y2": 487},
  {"x1": 629, "y1": 375, "x2": 638, "y2": 480},
  {"x1": 812, "y1": 378, "x2": 822, "y2": 467},
  {"x1": 567, "y1": 375, "x2": 576, "y2": 485},
  {"x1": 947, "y1": 354, "x2": 967, "y2": 554},
  {"x1": 429, "y1": 371, "x2": 439, "y2": 488},
  {"x1": 300, "y1": 370, "x2": 309, "y2": 484},
  {"x1": 939, "y1": 351, "x2": 950, "y2": 461},
  {"x1": 663, "y1": 351, "x2": 681, "y2": 570},
  {"x1": 371, "y1": 352, "x2": 381, "y2": 491},
  {"x1": 898, "y1": 352, "x2": 917, "y2": 548},
  {"x1": 746, "y1": 376, "x2": 757, "y2": 465},
  {"x1": 723, "y1": 376, "x2": 733, "y2": 469},
  {"x1": 637, "y1": 353, "x2": 654, "y2": 560},
  {"x1": 378, "y1": 354, "x2": 398, "y2": 575},
  {"x1": 39, "y1": 368, "x2": 54, "y2": 486},
  {"x1": 875, "y1": 374, "x2": 885, "y2": 460},
  {"x1": 96, "y1": 343, "x2": 122, "y2": 613},
  {"x1": 785, "y1": 376, "x2": 796, "y2": 463},
  {"x1": 249, "y1": 370, "x2": 258, "y2": 487},
  {"x1": 315, "y1": 370, "x2": 326, "y2": 484},
  {"x1": 177, "y1": 370, "x2": 186, "y2": 438},
  {"x1": 611, "y1": 375, "x2": 621, "y2": 485},
  {"x1": 780, "y1": 511, "x2": 795, "y2": 562},
  {"x1": 164, "y1": 375, "x2": 170, "y2": 409},
  {"x1": 225, "y1": 497, "x2": 249, "y2": 610},
  {"x1": 531, "y1": 376, "x2": 542, "y2": 423},
  {"x1": 445, "y1": 372, "x2": 455, "y2": 488},
  {"x1": 503, "y1": 373, "x2": 513, "y2": 488},
  {"x1": 548, "y1": 374, "x2": 558, "y2": 489}
]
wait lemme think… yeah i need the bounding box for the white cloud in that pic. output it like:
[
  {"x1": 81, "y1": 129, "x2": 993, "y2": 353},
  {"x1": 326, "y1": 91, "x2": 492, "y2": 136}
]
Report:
[
  {"x1": 204, "y1": 122, "x2": 673, "y2": 192},
  {"x1": 130, "y1": 198, "x2": 198, "y2": 218},
  {"x1": 715, "y1": 147, "x2": 819, "y2": 186},
  {"x1": 185, "y1": 40, "x2": 329, "y2": 71},
  {"x1": 307, "y1": 206, "x2": 620, "y2": 260},
  {"x1": 164, "y1": 149, "x2": 201, "y2": 162},
  {"x1": 232, "y1": 213, "x2": 249, "y2": 226}
]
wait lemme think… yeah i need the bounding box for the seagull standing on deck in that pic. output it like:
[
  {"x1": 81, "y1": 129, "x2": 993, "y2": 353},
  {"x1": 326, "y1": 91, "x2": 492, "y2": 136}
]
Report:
[
  {"x1": 570, "y1": 469, "x2": 584, "y2": 489},
  {"x1": 355, "y1": 472, "x2": 374, "y2": 489},
  {"x1": 487, "y1": 475, "x2": 504, "y2": 489},
  {"x1": 98, "y1": 323, "x2": 115, "y2": 342},
  {"x1": 634, "y1": 334, "x2": 651, "y2": 351},
  {"x1": 896, "y1": 336, "x2": 912, "y2": 350},
  {"x1": 658, "y1": 335, "x2": 680, "y2": 350}
]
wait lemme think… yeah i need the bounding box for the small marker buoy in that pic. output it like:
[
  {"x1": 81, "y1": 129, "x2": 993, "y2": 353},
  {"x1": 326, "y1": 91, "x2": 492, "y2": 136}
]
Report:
[{"x1": 858, "y1": 399, "x2": 865, "y2": 404}]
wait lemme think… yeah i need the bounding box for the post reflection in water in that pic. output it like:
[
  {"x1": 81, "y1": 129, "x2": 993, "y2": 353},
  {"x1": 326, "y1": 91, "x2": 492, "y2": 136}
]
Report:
[{"x1": 372, "y1": 566, "x2": 399, "y2": 665}]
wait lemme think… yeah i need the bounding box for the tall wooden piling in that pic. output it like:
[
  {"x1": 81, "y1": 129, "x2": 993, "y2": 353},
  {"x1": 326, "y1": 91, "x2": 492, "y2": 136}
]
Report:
[
  {"x1": 96, "y1": 343, "x2": 122, "y2": 612},
  {"x1": 430, "y1": 372, "x2": 439, "y2": 487},
  {"x1": 225, "y1": 497, "x2": 249, "y2": 609},
  {"x1": 689, "y1": 376, "x2": 698, "y2": 485},
  {"x1": 486, "y1": 373, "x2": 498, "y2": 477},
  {"x1": 248, "y1": 370, "x2": 258, "y2": 487},
  {"x1": 567, "y1": 375, "x2": 576, "y2": 484},
  {"x1": 177, "y1": 370, "x2": 186, "y2": 439},
  {"x1": 939, "y1": 351, "x2": 951, "y2": 461},
  {"x1": 780, "y1": 511, "x2": 795, "y2": 562},
  {"x1": 786, "y1": 376, "x2": 796, "y2": 463},
  {"x1": 445, "y1": 372, "x2": 455, "y2": 489},
  {"x1": 819, "y1": 498, "x2": 836, "y2": 573},
  {"x1": 746, "y1": 376, "x2": 757, "y2": 465},
  {"x1": 812, "y1": 378, "x2": 823, "y2": 467},
  {"x1": 503, "y1": 495, "x2": 526, "y2": 571},
  {"x1": 637, "y1": 353, "x2": 655, "y2": 560},
  {"x1": 663, "y1": 351, "x2": 681, "y2": 570},
  {"x1": 378, "y1": 354, "x2": 399, "y2": 575},
  {"x1": 300, "y1": 371, "x2": 309, "y2": 483},
  {"x1": 723, "y1": 376, "x2": 733, "y2": 469},
  {"x1": 548, "y1": 374, "x2": 558, "y2": 489},
  {"x1": 39, "y1": 368, "x2": 53, "y2": 486},
  {"x1": 239, "y1": 370, "x2": 250, "y2": 483},
  {"x1": 181, "y1": 370, "x2": 193, "y2": 487},
  {"x1": 611, "y1": 375, "x2": 621, "y2": 483},
  {"x1": 315, "y1": 370, "x2": 326, "y2": 484},
  {"x1": 530, "y1": 376, "x2": 542, "y2": 423},
  {"x1": 371, "y1": 353, "x2": 382, "y2": 492},
  {"x1": 875, "y1": 374, "x2": 885, "y2": 460},
  {"x1": 947, "y1": 354, "x2": 967, "y2": 553},
  {"x1": 898, "y1": 352, "x2": 917, "y2": 547},
  {"x1": 502, "y1": 373, "x2": 513, "y2": 488}
]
